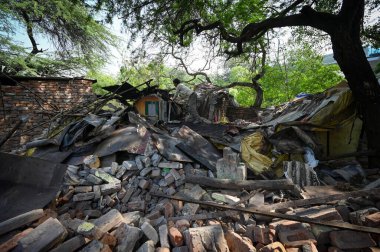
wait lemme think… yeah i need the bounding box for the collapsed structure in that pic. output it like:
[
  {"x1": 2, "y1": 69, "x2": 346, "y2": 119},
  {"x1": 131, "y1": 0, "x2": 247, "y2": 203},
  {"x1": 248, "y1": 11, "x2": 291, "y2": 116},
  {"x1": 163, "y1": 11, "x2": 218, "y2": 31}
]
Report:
[{"x1": 0, "y1": 79, "x2": 380, "y2": 252}]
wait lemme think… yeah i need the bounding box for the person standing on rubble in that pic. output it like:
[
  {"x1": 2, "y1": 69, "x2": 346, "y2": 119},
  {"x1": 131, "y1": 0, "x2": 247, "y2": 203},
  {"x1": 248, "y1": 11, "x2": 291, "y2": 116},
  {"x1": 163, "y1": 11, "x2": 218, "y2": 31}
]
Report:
[{"x1": 172, "y1": 78, "x2": 206, "y2": 123}]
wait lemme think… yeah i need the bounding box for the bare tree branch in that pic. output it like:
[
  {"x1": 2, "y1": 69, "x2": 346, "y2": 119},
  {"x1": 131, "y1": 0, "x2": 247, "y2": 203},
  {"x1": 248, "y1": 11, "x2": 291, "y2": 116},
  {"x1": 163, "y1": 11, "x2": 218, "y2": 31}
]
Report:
[
  {"x1": 170, "y1": 45, "x2": 212, "y2": 83},
  {"x1": 19, "y1": 10, "x2": 43, "y2": 59}
]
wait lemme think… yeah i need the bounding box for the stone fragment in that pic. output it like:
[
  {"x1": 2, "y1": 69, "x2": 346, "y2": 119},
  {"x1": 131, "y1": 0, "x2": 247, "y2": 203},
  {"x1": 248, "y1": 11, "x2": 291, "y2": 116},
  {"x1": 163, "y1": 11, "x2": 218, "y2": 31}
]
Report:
[
  {"x1": 170, "y1": 169, "x2": 181, "y2": 180},
  {"x1": 176, "y1": 219, "x2": 190, "y2": 232},
  {"x1": 164, "y1": 202, "x2": 174, "y2": 218},
  {"x1": 169, "y1": 226, "x2": 184, "y2": 247},
  {"x1": 0, "y1": 209, "x2": 44, "y2": 236},
  {"x1": 122, "y1": 160, "x2": 138, "y2": 170},
  {"x1": 93, "y1": 185, "x2": 101, "y2": 199},
  {"x1": 84, "y1": 155, "x2": 100, "y2": 169},
  {"x1": 141, "y1": 221, "x2": 159, "y2": 245},
  {"x1": 123, "y1": 211, "x2": 143, "y2": 226},
  {"x1": 50, "y1": 235, "x2": 87, "y2": 252},
  {"x1": 128, "y1": 201, "x2": 146, "y2": 211},
  {"x1": 86, "y1": 174, "x2": 103, "y2": 185},
  {"x1": 139, "y1": 179, "x2": 150, "y2": 190},
  {"x1": 0, "y1": 228, "x2": 33, "y2": 252},
  {"x1": 95, "y1": 170, "x2": 120, "y2": 184},
  {"x1": 225, "y1": 229, "x2": 256, "y2": 252},
  {"x1": 235, "y1": 223, "x2": 246, "y2": 234},
  {"x1": 100, "y1": 232, "x2": 117, "y2": 246},
  {"x1": 136, "y1": 240, "x2": 155, "y2": 252},
  {"x1": 151, "y1": 153, "x2": 162, "y2": 166},
  {"x1": 216, "y1": 147, "x2": 246, "y2": 181},
  {"x1": 74, "y1": 186, "x2": 93, "y2": 193},
  {"x1": 258, "y1": 242, "x2": 286, "y2": 252},
  {"x1": 115, "y1": 165, "x2": 127, "y2": 179},
  {"x1": 142, "y1": 156, "x2": 151, "y2": 167},
  {"x1": 277, "y1": 222, "x2": 316, "y2": 247},
  {"x1": 100, "y1": 183, "x2": 121, "y2": 195},
  {"x1": 73, "y1": 192, "x2": 95, "y2": 201},
  {"x1": 172, "y1": 246, "x2": 190, "y2": 252},
  {"x1": 136, "y1": 156, "x2": 144, "y2": 170},
  {"x1": 166, "y1": 187, "x2": 177, "y2": 196},
  {"x1": 121, "y1": 186, "x2": 135, "y2": 203},
  {"x1": 185, "y1": 225, "x2": 229, "y2": 252},
  {"x1": 115, "y1": 223, "x2": 142, "y2": 252},
  {"x1": 365, "y1": 212, "x2": 380, "y2": 227},
  {"x1": 156, "y1": 248, "x2": 170, "y2": 252},
  {"x1": 93, "y1": 209, "x2": 124, "y2": 233},
  {"x1": 77, "y1": 221, "x2": 104, "y2": 240},
  {"x1": 182, "y1": 203, "x2": 199, "y2": 216},
  {"x1": 329, "y1": 230, "x2": 376, "y2": 249},
  {"x1": 141, "y1": 167, "x2": 153, "y2": 176},
  {"x1": 151, "y1": 169, "x2": 161, "y2": 178},
  {"x1": 79, "y1": 240, "x2": 110, "y2": 252},
  {"x1": 211, "y1": 193, "x2": 240, "y2": 205},
  {"x1": 165, "y1": 173, "x2": 175, "y2": 185},
  {"x1": 349, "y1": 208, "x2": 378, "y2": 225},
  {"x1": 158, "y1": 162, "x2": 183, "y2": 169},
  {"x1": 83, "y1": 209, "x2": 102, "y2": 218},
  {"x1": 159, "y1": 224, "x2": 170, "y2": 248},
  {"x1": 253, "y1": 226, "x2": 276, "y2": 245},
  {"x1": 16, "y1": 218, "x2": 67, "y2": 252}
]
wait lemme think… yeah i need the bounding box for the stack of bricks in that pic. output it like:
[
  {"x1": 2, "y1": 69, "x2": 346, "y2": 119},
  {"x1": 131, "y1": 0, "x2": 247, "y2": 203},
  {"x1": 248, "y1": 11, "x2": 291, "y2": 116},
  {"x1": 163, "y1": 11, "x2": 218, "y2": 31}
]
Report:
[{"x1": 0, "y1": 77, "x2": 96, "y2": 151}]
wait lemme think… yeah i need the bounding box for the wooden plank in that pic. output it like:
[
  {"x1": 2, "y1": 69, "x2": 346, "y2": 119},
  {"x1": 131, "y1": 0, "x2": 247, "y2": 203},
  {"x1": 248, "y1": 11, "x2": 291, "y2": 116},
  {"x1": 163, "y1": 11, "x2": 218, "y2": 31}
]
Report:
[
  {"x1": 168, "y1": 212, "x2": 229, "y2": 222},
  {"x1": 176, "y1": 143, "x2": 216, "y2": 171},
  {"x1": 151, "y1": 192, "x2": 380, "y2": 235},
  {"x1": 0, "y1": 209, "x2": 44, "y2": 236},
  {"x1": 185, "y1": 175, "x2": 298, "y2": 191},
  {"x1": 263, "y1": 188, "x2": 380, "y2": 211}
]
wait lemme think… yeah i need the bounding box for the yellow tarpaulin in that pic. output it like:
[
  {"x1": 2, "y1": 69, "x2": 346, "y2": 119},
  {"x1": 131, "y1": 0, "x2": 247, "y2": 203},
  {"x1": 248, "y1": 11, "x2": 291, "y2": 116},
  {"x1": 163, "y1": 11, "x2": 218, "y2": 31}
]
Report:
[{"x1": 241, "y1": 131, "x2": 273, "y2": 175}]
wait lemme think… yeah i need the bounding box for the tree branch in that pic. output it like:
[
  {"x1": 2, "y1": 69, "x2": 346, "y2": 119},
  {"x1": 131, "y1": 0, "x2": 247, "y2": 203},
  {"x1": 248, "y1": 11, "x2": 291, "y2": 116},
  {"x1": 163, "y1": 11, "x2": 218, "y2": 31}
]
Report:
[
  {"x1": 20, "y1": 10, "x2": 43, "y2": 57},
  {"x1": 170, "y1": 45, "x2": 212, "y2": 83}
]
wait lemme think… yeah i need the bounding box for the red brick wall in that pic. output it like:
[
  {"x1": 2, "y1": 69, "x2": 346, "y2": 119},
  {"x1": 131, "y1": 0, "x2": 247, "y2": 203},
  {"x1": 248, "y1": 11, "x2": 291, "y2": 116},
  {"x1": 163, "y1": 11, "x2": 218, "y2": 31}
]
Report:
[{"x1": 0, "y1": 78, "x2": 96, "y2": 151}]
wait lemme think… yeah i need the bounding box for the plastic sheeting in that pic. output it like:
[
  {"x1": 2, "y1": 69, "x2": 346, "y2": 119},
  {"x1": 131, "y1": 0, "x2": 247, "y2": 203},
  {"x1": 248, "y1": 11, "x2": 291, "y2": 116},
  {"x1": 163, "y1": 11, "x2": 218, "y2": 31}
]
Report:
[{"x1": 241, "y1": 131, "x2": 272, "y2": 175}]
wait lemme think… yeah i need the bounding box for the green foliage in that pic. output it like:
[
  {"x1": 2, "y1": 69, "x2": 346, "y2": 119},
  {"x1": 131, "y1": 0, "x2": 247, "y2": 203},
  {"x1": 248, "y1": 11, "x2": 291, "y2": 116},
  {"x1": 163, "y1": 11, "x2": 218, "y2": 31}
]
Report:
[
  {"x1": 87, "y1": 70, "x2": 118, "y2": 95},
  {"x1": 0, "y1": 0, "x2": 117, "y2": 76},
  {"x1": 118, "y1": 60, "x2": 191, "y2": 91},
  {"x1": 260, "y1": 45, "x2": 343, "y2": 106},
  {"x1": 222, "y1": 45, "x2": 344, "y2": 107}
]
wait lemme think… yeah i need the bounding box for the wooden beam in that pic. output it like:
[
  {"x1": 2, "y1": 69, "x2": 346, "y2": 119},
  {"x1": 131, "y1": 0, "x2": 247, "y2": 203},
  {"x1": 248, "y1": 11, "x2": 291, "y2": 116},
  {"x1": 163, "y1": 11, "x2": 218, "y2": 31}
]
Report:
[
  {"x1": 185, "y1": 175, "x2": 298, "y2": 191},
  {"x1": 150, "y1": 193, "x2": 380, "y2": 235},
  {"x1": 263, "y1": 188, "x2": 380, "y2": 210}
]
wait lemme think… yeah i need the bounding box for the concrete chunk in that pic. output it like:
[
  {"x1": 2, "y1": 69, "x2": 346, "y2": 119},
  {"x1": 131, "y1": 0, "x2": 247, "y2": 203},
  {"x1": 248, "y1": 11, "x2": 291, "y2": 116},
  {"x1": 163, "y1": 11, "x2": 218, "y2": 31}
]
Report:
[
  {"x1": 159, "y1": 224, "x2": 170, "y2": 248},
  {"x1": 17, "y1": 217, "x2": 67, "y2": 252},
  {"x1": 330, "y1": 230, "x2": 376, "y2": 249},
  {"x1": 158, "y1": 162, "x2": 183, "y2": 169},
  {"x1": 136, "y1": 240, "x2": 155, "y2": 252},
  {"x1": 141, "y1": 221, "x2": 159, "y2": 245},
  {"x1": 122, "y1": 160, "x2": 138, "y2": 170},
  {"x1": 93, "y1": 209, "x2": 124, "y2": 233},
  {"x1": 185, "y1": 225, "x2": 229, "y2": 252},
  {"x1": 50, "y1": 235, "x2": 87, "y2": 252},
  {"x1": 115, "y1": 223, "x2": 143, "y2": 252},
  {"x1": 100, "y1": 183, "x2": 121, "y2": 195},
  {"x1": 73, "y1": 192, "x2": 95, "y2": 202}
]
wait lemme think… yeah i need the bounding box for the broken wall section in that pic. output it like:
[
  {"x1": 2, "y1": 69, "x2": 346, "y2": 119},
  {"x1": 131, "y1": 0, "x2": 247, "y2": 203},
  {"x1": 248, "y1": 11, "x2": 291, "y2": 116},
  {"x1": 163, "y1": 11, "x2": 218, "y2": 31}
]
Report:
[{"x1": 0, "y1": 76, "x2": 96, "y2": 151}]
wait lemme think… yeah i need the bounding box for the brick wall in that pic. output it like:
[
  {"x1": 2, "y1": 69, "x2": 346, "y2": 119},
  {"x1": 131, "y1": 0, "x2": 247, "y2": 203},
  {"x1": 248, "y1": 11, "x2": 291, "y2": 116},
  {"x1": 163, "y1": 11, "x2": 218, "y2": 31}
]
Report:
[{"x1": 0, "y1": 77, "x2": 96, "y2": 151}]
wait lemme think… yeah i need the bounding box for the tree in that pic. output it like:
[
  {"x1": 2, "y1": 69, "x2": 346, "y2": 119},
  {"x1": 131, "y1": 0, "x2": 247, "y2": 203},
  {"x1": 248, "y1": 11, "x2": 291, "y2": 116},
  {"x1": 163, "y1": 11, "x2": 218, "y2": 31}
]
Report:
[
  {"x1": 0, "y1": 0, "x2": 116, "y2": 75},
  {"x1": 96, "y1": 0, "x2": 380, "y2": 167}
]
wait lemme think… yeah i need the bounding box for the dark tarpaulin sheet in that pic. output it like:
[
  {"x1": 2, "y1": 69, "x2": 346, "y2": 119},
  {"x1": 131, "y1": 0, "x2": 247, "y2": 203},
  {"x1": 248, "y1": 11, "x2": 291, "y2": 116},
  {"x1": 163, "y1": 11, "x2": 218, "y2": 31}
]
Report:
[{"x1": 0, "y1": 152, "x2": 67, "y2": 222}]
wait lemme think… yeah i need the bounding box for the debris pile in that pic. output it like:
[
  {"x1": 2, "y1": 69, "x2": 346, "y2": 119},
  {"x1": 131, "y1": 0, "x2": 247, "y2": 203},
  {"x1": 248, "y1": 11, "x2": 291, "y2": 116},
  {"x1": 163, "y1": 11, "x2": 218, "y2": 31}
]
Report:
[{"x1": 1, "y1": 81, "x2": 380, "y2": 251}]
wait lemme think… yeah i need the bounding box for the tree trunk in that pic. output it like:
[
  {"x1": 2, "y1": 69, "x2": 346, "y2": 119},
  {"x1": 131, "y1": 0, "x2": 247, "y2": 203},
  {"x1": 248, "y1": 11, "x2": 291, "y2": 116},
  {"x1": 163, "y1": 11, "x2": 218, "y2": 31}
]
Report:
[{"x1": 331, "y1": 31, "x2": 380, "y2": 167}]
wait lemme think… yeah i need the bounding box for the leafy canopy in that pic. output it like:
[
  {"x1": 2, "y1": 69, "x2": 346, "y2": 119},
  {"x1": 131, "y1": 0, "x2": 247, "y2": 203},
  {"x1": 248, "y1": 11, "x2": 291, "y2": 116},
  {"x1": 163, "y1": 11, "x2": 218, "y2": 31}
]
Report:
[{"x1": 0, "y1": 0, "x2": 117, "y2": 75}]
